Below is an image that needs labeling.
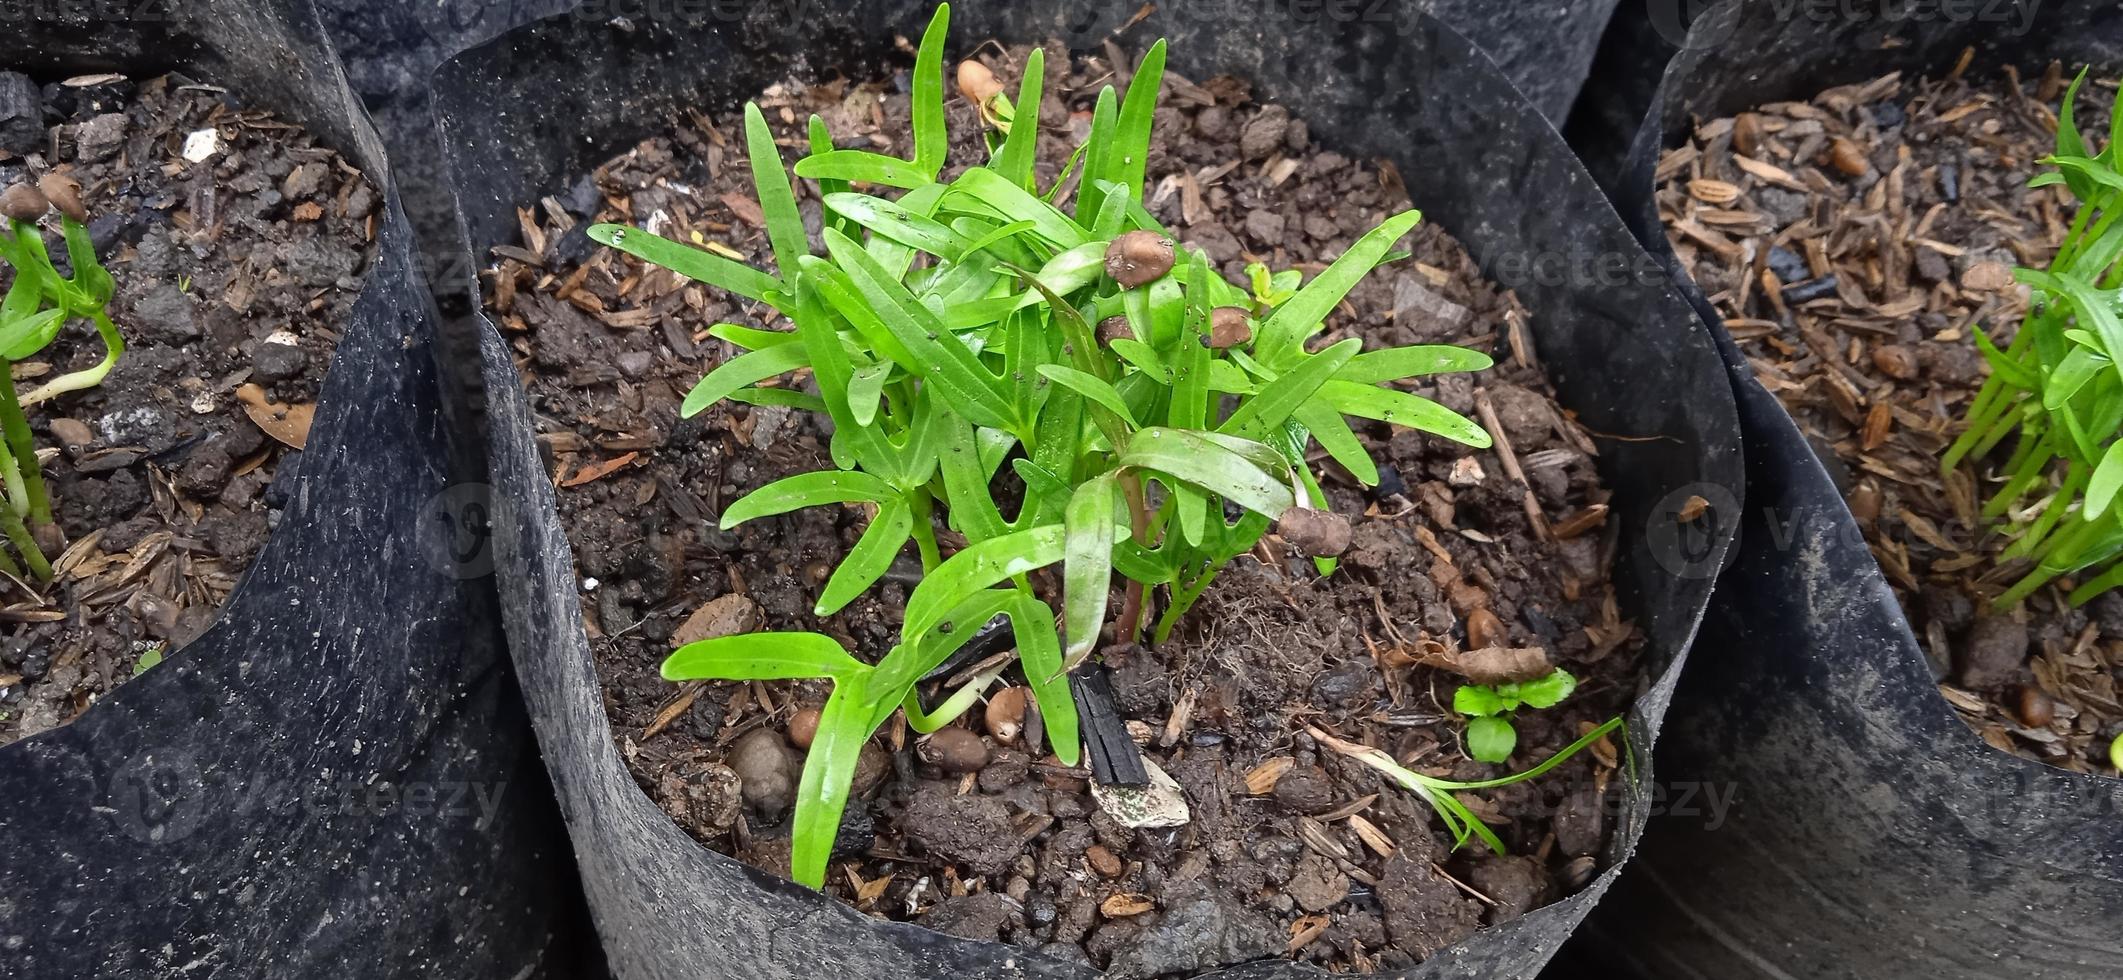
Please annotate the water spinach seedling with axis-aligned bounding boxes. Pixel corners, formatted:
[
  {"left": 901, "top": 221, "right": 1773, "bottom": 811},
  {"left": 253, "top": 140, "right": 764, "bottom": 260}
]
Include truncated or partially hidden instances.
[
  {"left": 1942, "top": 71, "right": 2123, "bottom": 607},
  {"left": 614, "top": 4, "right": 1608, "bottom": 887},
  {"left": 0, "top": 175, "right": 121, "bottom": 580}
]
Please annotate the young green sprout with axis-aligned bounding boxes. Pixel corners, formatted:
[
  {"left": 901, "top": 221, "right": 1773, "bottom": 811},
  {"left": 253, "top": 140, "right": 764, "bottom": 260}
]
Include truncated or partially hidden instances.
[
  {"left": 1453, "top": 668, "right": 1577, "bottom": 764},
  {"left": 1942, "top": 70, "right": 2123, "bottom": 607},
  {"left": 611, "top": 4, "right": 1599, "bottom": 888},
  {"left": 0, "top": 173, "right": 120, "bottom": 580}
]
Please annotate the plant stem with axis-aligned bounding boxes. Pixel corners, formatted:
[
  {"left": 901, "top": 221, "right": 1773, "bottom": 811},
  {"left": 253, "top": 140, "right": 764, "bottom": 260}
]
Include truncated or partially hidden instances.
[
  {"left": 1114, "top": 473, "right": 1151, "bottom": 644},
  {"left": 909, "top": 487, "right": 942, "bottom": 571},
  {"left": 1984, "top": 430, "right": 2057, "bottom": 520},
  {"left": 20, "top": 310, "right": 124, "bottom": 408},
  {"left": 0, "top": 367, "right": 50, "bottom": 528},
  {"left": 2003, "top": 464, "right": 2084, "bottom": 561}
]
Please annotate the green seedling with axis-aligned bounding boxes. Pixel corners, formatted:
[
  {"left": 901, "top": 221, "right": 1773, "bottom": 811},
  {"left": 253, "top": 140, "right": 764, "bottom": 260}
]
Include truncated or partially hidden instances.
[
  {"left": 1310, "top": 717, "right": 1624, "bottom": 854},
  {"left": 1452, "top": 668, "right": 1578, "bottom": 764},
  {"left": 1941, "top": 70, "right": 2123, "bottom": 607},
  {"left": 0, "top": 174, "right": 121, "bottom": 581},
  {"left": 606, "top": 4, "right": 1509, "bottom": 889},
  {"left": 1245, "top": 260, "right": 1301, "bottom": 309},
  {"left": 131, "top": 643, "right": 164, "bottom": 677},
  {"left": 2111, "top": 731, "right": 2123, "bottom": 771}
]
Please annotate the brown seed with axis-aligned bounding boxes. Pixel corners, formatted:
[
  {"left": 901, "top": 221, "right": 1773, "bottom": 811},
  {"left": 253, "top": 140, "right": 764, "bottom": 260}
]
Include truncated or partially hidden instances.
[
  {"left": 1085, "top": 844, "right": 1124, "bottom": 878},
  {"left": 36, "top": 173, "right": 85, "bottom": 222},
  {"left": 1731, "top": 112, "right": 1763, "bottom": 157},
  {"left": 1277, "top": 508, "right": 1352, "bottom": 558},
  {"left": 0, "top": 182, "right": 48, "bottom": 222},
  {"left": 1828, "top": 137, "right": 1869, "bottom": 177},
  {"left": 1847, "top": 482, "right": 1882, "bottom": 524},
  {"left": 2015, "top": 685, "right": 2055, "bottom": 728},
  {"left": 918, "top": 726, "right": 989, "bottom": 774},
  {"left": 1872, "top": 344, "right": 1919, "bottom": 380},
  {"left": 956, "top": 59, "right": 1003, "bottom": 106},
  {"left": 1104, "top": 230, "right": 1174, "bottom": 288},
  {"left": 1208, "top": 307, "right": 1254, "bottom": 349},
  {"left": 1464, "top": 607, "right": 1506, "bottom": 651},
  {"left": 985, "top": 687, "right": 1026, "bottom": 743},
  {"left": 787, "top": 706, "right": 821, "bottom": 749},
  {"left": 1098, "top": 315, "right": 1136, "bottom": 345}
]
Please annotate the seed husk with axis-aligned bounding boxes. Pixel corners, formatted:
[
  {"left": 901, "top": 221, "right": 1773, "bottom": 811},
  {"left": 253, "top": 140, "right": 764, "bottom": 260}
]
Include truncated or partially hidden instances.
[
  {"left": 1278, "top": 508, "right": 1351, "bottom": 558},
  {"left": 1209, "top": 307, "right": 1254, "bottom": 349},
  {"left": 36, "top": 173, "right": 85, "bottom": 222},
  {"left": 985, "top": 687, "right": 1026, "bottom": 743},
  {"left": 1098, "top": 315, "right": 1136, "bottom": 345},
  {"left": 0, "top": 182, "right": 48, "bottom": 222},
  {"left": 2015, "top": 685, "right": 2055, "bottom": 728},
  {"left": 918, "top": 726, "right": 989, "bottom": 774},
  {"left": 1464, "top": 607, "right": 1506, "bottom": 651},
  {"left": 956, "top": 59, "right": 1003, "bottom": 105},
  {"left": 787, "top": 706, "right": 821, "bottom": 749},
  {"left": 1828, "top": 137, "right": 1869, "bottom": 177},
  {"left": 1731, "top": 112, "right": 1763, "bottom": 156},
  {"left": 1104, "top": 230, "right": 1174, "bottom": 288}
]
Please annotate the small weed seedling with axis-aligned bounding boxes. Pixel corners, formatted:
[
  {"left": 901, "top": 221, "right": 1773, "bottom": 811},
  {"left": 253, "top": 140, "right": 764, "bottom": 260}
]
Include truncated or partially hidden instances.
[
  {"left": 1453, "top": 668, "right": 1577, "bottom": 764},
  {"left": 0, "top": 175, "right": 120, "bottom": 580},
  {"left": 1943, "top": 70, "right": 2123, "bottom": 607},
  {"left": 611, "top": 5, "right": 1604, "bottom": 887}
]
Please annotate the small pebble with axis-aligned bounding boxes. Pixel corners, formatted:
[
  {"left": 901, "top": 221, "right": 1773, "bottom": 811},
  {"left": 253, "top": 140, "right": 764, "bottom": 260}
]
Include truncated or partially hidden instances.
[{"left": 2015, "top": 685, "right": 2055, "bottom": 728}]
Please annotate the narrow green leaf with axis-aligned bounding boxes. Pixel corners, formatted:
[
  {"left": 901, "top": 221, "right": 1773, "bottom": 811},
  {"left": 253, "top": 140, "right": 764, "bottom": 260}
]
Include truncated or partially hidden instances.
[
  {"left": 1121, "top": 428, "right": 1295, "bottom": 518},
  {"left": 720, "top": 470, "right": 897, "bottom": 529},
  {"left": 1038, "top": 365, "right": 1138, "bottom": 428},
  {"left": 682, "top": 343, "right": 810, "bottom": 418},
  {"left": 795, "top": 149, "right": 931, "bottom": 189},
  {"left": 1010, "top": 594, "right": 1081, "bottom": 766},
  {"left": 1340, "top": 345, "right": 1495, "bottom": 384},
  {"left": 1221, "top": 338, "right": 1361, "bottom": 439},
  {"left": 588, "top": 224, "right": 783, "bottom": 307},
  {"left": 744, "top": 102, "right": 806, "bottom": 280},
  {"left": 661, "top": 632, "right": 870, "bottom": 682},
  {"left": 2089, "top": 441, "right": 2123, "bottom": 519},
  {"left": 824, "top": 228, "right": 1019, "bottom": 430},
  {"left": 1321, "top": 380, "right": 1493, "bottom": 448},
  {"left": 2022, "top": 268, "right": 2123, "bottom": 384},
  {"left": 1077, "top": 87, "right": 1118, "bottom": 222},
  {"left": 910, "top": 3, "right": 950, "bottom": 178},
  {"left": 817, "top": 500, "right": 913, "bottom": 615},
  {"left": 789, "top": 673, "right": 873, "bottom": 888},
  {"left": 991, "top": 48, "right": 1044, "bottom": 189},
  {"left": 1110, "top": 338, "right": 1168, "bottom": 379},
  {"left": 847, "top": 360, "right": 892, "bottom": 427},
  {"left": 952, "top": 168, "right": 1090, "bottom": 250},
  {"left": 903, "top": 524, "right": 1069, "bottom": 643},
  {"left": 1063, "top": 474, "right": 1118, "bottom": 669},
  {"left": 708, "top": 323, "right": 798, "bottom": 350},
  {"left": 1257, "top": 210, "right": 1423, "bottom": 364},
  {"left": 825, "top": 192, "right": 968, "bottom": 259},
  {"left": 1295, "top": 401, "right": 1379, "bottom": 486},
  {"left": 1103, "top": 40, "right": 1166, "bottom": 204},
  {"left": 726, "top": 386, "right": 828, "bottom": 413},
  {"left": 938, "top": 415, "right": 1010, "bottom": 541}
]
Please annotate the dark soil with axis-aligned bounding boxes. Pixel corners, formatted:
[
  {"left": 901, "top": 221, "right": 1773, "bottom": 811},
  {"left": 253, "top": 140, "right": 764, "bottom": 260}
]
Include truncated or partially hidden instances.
[
  {"left": 487, "top": 40, "right": 1639, "bottom": 974},
  {"left": 0, "top": 72, "right": 376, "bottom": 744},
  {"left": 1656, "top": 65, "right": 2122, "bottom": 772}
]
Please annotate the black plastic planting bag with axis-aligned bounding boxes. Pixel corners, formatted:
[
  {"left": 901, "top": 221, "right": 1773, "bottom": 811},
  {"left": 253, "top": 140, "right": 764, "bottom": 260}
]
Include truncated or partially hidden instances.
[
  {"left": 0, "top": 1, "right": 578, "bottom": 977},
  {"left": 432, "top": 1, "right": 1743, "bottom": 976},
  {"left": 1560, "top": 2, "right": 2123, "bottom": 978}
]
